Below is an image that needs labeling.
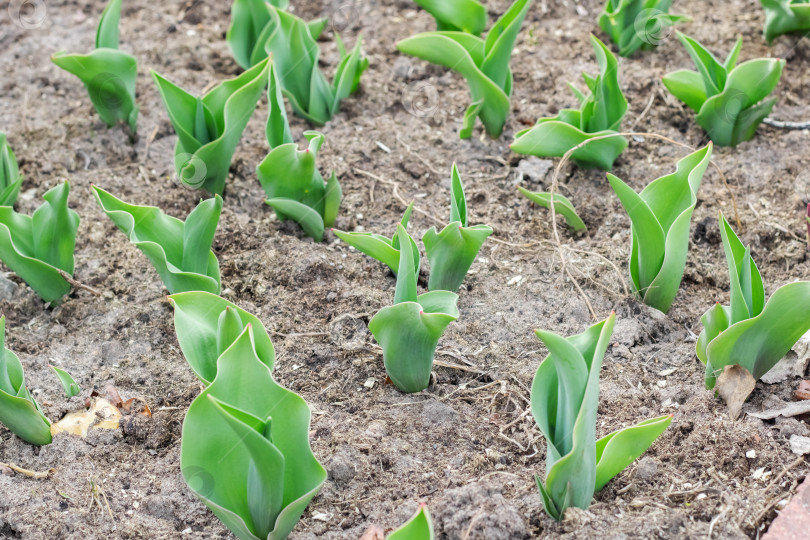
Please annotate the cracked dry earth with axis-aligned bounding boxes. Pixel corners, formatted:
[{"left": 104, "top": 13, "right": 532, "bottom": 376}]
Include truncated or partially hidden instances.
[{"left": 2, "top": 0, "right": 810, "bottom": 539}]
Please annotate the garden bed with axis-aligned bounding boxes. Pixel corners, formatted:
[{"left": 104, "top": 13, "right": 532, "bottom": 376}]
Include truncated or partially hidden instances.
[{"left": 1, "top": 0, "right": 810, "bottom": 538}]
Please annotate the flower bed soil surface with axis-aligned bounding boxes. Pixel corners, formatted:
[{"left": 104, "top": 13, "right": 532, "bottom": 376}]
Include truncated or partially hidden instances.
[{"left": 1, "top": 0, "right": 810, "bottom": 538}]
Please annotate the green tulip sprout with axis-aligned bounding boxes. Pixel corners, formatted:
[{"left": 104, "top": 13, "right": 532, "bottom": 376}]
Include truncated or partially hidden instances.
[
  {"left": 50, "top": 365, "right": 80, "bottom": 398},
  {"left": 663, "top": 34, "right": 784, "bottom": 147},
  {"left": 92, "top": 186, "right": 222, "bottom": 295},
  {"left": 761, "top": 1, "right": 810, "bottom": 42},
  {"left": 169, "top": 292, "right": 274, "bottom": 385},
  {"left": 388, "top": 504, "right": 435, "bottom": 539},
  {"left": 0, "top": 316, "right": 52, "bottom": 446},
  {"left": 257, "top": 62, "right": 341, "bottom": 242},
  {"left": 227, "top": 0, "right": 327, "bottom": 70},
  {"left": 369, "top": 225, "right": 459, "bottom": 393},
  {"left": 0, "top": 182, "right": 79, "bottom": 304},
  {"left": 598, "top": 0, "right": 689, "bottom": 57},
  {"left": 397, "top": 0, "right": 532, "bottom": 139},
  {"left": 169, "top": 292, "right": 325, "bottom": 540},
  {"left": 333, "top": 202, "right": 420, "bottom": 276},
  {"left": 517, "top": 186, "right": 586, "bottom": 231},
  {"left": 532, "top": 313, "right": 672, "bottom": 520},
  {"left": 238, "top": 4, "right": 366, "bottom": 125},
  {"left": 511, "top": 35, "right": 628, "bottom": 170},
  {"left": 152, "top": 58, "right": 269, "bottom": 195},
  {"left": 697, "top": 215, "right": 810, "bottom": 394},
  {"left": 51, "top": 0, "right": 138, "bottom": 134},
  {"left": 414, "top": 0, "right": 487, "bottom": 34},
  {"left": 423, "top": 164, "right": 492, "bottom": 292},
  {"left": 607, "top": 143, "right": 712, "bottom": 313},
  {"left": 0, "top": 133, "right": 22, "bottom": 206}
]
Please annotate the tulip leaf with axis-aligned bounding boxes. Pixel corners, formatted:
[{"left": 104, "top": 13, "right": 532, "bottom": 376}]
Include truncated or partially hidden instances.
[
  {"left": 51, "top": 0, "right": 138, "bottom": 134},
  {"left": 517, "top": 186, "right": 587, "bottom": 231},
  {"left": 608, "top": 143, "right": 712, "bottom": 313},
  {"left": 761, "top": 0, "right": 810, "bottom": 42},
  {"left": 387, "top": 505, "right": 435, "bottom": 539},
  {"left": 423, "top": 165, "right": 492, "bottom": 292},
  {"left": 0, "top": 182, "right": 78, "bottom": 304},
  {"left": 598, "top": 0, "right": 689, "bottom": 57},
  {"left": 663, "top": 33, "right": 785, "bottom": 146},
  {"left": 0, "top": 132, "right": 22, "bottom": 207},
  {"left": 0, "top": 316, "right": 52, "bottom": 446},
  {"left": 169, "top": 291, "right": 275, "bottom": 385},
  {"left": 180, "top": 324, "right": 325, "bottom": 540},
  {"left": 414, "top": 0, "right": 487, "bottom": 34},
  {"left": 532, "top": 313, "right": 669, "bottom": 520},
  {"left": 397, "top": 0, "right": 531, "bottom": 138},
  {"left": 152, "top": 58, "right": 269, "bottom": 195},
  {"left": 50, "top": 365, "right": 80, "bottom": 398},
  {"left": 511, "top": 35, "right": 628, "bottom": 170},
  {"left": 92, "top": 186, "right": 222, "bottom": 295}
]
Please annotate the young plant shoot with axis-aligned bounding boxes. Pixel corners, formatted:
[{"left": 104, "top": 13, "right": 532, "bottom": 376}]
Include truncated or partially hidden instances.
[
  {"left": 517, "top": 186, "right": 587, "bottom": 231},
  {"left": 598, "top": 0, "right": 689, "bottom": 57},
  {"left": 397, "top": 0, "right": 532, "bottom": 138},
  {"left": 608, "top": 144, "right": 713, "bottom": 313},
  {"left": 423, "top": 164, "right": 492, "bottom": 292},
  {"left": 0, "top": 316, "right": 52, "bottom": 446},
  {"left": 761, "top": 1, "right": 810, "bottom": 42},
  {"left": 169, "top": 292, "right": 326, "bottom": 540},
  {"left": 333, "top": 203, "right": 420, "bottom": 276},
  {"left": 227, "top": 0, "right": 328, "bottom": 69},
  {"left": 697, "top": 215, "right": 810, "bottom": 410},
  {"left": 0, "top": 133, "right": 22, "bottom": 207},
  {"left": 388, "top": 504, "right": 435, "bottom": 540},
  {"left": 663, "top": 34, "right": 784, "bottom": 147},
  {"left": 152, "top": 57, "right": 269, "bottom": 195},
  {"left": 257, "top": 62, "right": 341, "bottom": 242},
  {"left": 0, "top": 182, "right": 79, "bottom": 304},
  {"left": 369, "top": 225, "right": 459, "bottom": 393},
  {"left": 93, "top": 186, "right": 222, "bottom": 295},
  {"left": 233, "top": 3, "right": 366, "bottom": 125},
  {"left": 413, "top": 0, "right": 487, "bottom": 34},
  {"left": 51, "top": 0, "right": 138, "bottom": 134},
  {"left": 532, "top": 313, "right": 671, "bottom": 520},
  {"left": 50, "top": 365, "right": 80, "bottom": 398},
  {"left": 511, "top": 35, "right": 628, "bottom": 170},
  {"left": 169, "top": 291, "right": 275, "bottom": 385}
]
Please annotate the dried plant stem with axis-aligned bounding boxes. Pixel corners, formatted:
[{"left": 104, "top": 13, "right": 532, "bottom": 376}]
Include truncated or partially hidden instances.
[
  {"left": 763, "top": 117, "right": 810, "bottom": 130},
  {"left": 0, "top": 461, "right": 53, "bottom": 479}
]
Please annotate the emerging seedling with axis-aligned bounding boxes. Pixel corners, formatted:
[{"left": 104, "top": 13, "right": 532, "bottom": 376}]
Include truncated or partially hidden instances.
[
  {"left": 51, "top": 365, "right": 80, "bottom": 398},
  {"left": 169, "top": 292, "right": 274, "bottom": 384},
  {"left": 257, "top": 62, "right": 341, "bottom": 242},
  {"left": 0, "top": 316, "right": 52, "bottom": 446},
  {"left": 152, "top": 58, "right": 269, "bottom": 195},
  {"left": 388, "top": 504, "right": 434, "bottom": 539},
  {"left": 598, "top": 0, "right": 689, "bottom": 57},
  {"left": 761, "top": 1, "right": 810, "bottom": 42},
  {"left": 413, "top": 0, "right": 487, "bottom": 34},
  {"left": 663, "top": 34, "right": 784, "bottom": 147},
  {"left": 170, "top": 292, "right": 325, "bottom": 540},
  {"left": 0, "top": 133, "right": 22, "bottom": 206},
  {"left": 235, "top": 3, "right": 366, "bottom": 125},
  {"left": 0, "top": 182, "right": 79, "bottom": 304},
  {"left": 369, "top": 225, "right": 459, "bottom": 393},
  {"left": 511, "top": 35, "right": 628, "bottom": 170},
  {"left": 93, "top": 186, "right": 222, "bottom": 295},
  {"left": 532, "top": 313, "right": 671, "bottom": 520},
  {"left": 51, "top": 0, "right": 138, "bottom": 134},
  {"left": 423, "top": 164, "right": 492, "bottom": 292},
  {"left": 227, "top": 0, "right": 327, "bottom": 69},
  {"left": 517, "top": 186, "right": 586, "bottom": 231},
  {"left": 333, "top": 202, "right": 420, "bottom": 276},
  {"left": 608, "top": 144, "right": 713, "bottom": 313},
  {"left": 397, "top": 0, "right": 532, "bottom": 138},
  {"left": 697, "top": 215, "right": 810, "bottom": 406}
]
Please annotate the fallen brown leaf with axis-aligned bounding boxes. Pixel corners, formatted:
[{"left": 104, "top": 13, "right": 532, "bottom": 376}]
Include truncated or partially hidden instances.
[
  {"left": 716, "top": 365, "right": 756, "bottom": 420},
  {"left": 795, "top": 380, "right": 810, "bottom": 401}
]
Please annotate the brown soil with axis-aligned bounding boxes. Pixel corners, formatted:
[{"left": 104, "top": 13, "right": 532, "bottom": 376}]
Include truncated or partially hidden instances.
[{"left": 1, "top": 0, "right": 810, "bottom": 538}]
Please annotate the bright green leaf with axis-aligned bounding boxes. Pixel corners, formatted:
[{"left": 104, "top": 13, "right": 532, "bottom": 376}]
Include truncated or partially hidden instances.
[
  {"left": 0, "top": 132, "right": 22, "bottom": 207},
  {"left": 517, "top": 186, "right": 586, "bottom": 231},
  {"left": 387, "top": 504, "right": 435, "bottom": 539},
  {"left": 50, "top": 365, "right": 80, "bottom": 398},
  {"left": 761, "top": 0, "right": 810, "bottom": 42}
]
